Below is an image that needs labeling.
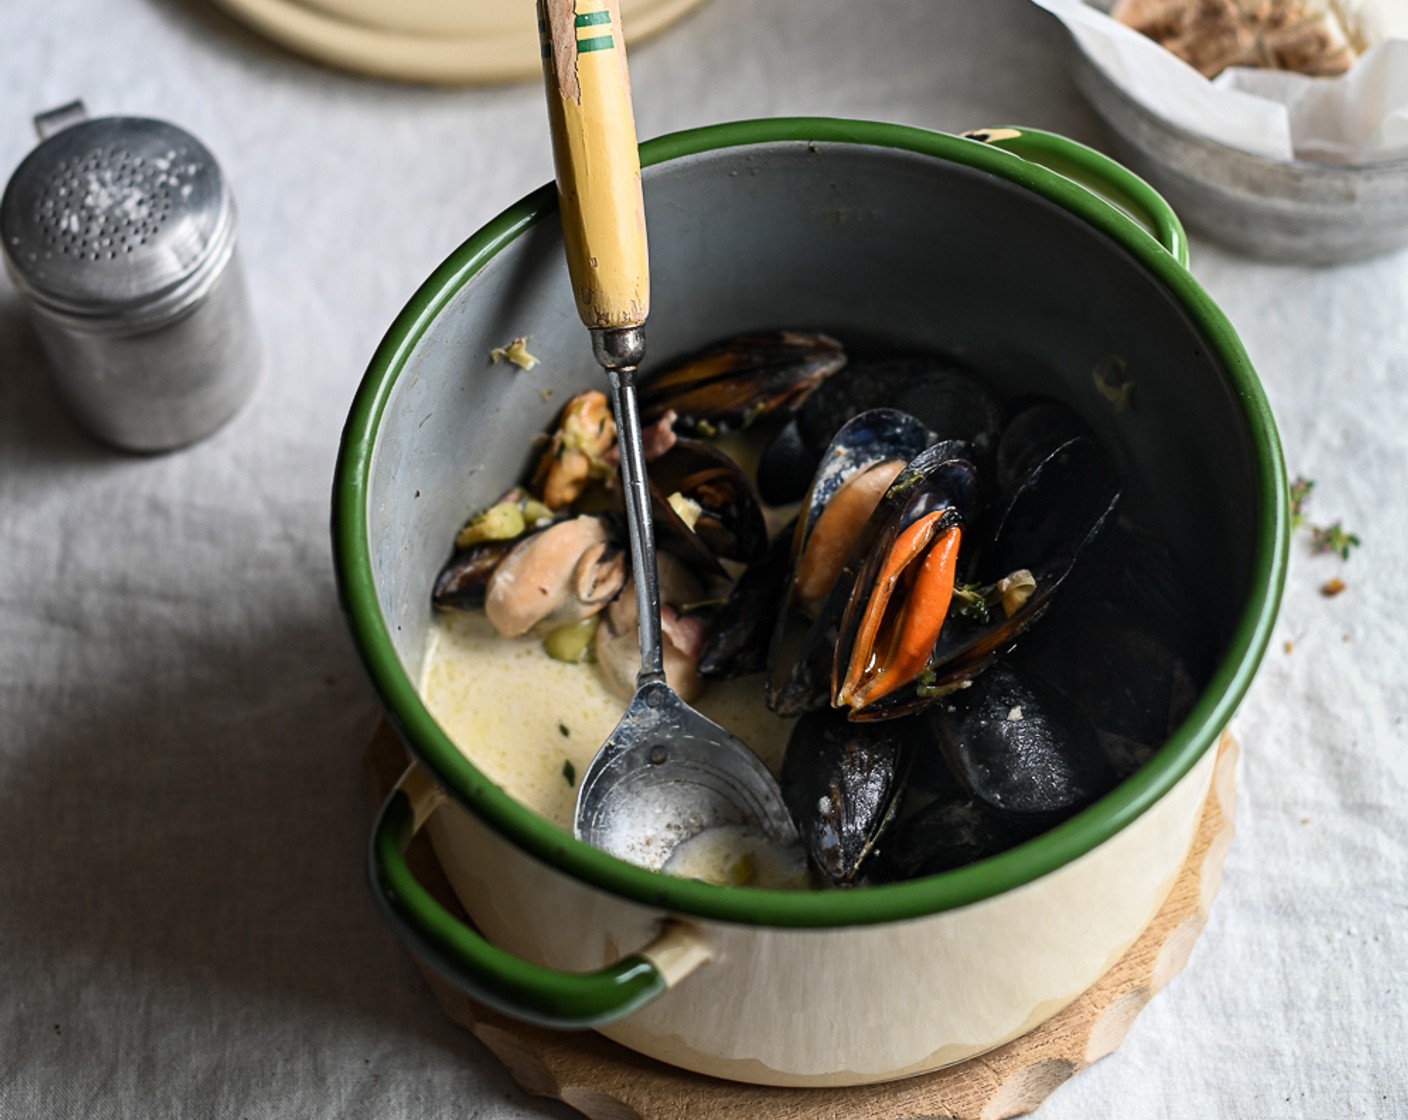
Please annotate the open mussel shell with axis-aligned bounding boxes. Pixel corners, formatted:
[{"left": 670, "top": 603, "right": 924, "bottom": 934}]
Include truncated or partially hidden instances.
[
  {"left": 647, "top": 438, "right": 769, "bottom": 574},
  {"left": 638, "top": 330, "right": 846, "bottom": 437},
  {"left": 757, "top": 359, "right": 1003, "bottom": 508},
  {"left": 1007, "top": 514, "right": 1215, "bottom": 775},
  {"left": 764, "top": 409, "right": 937, "bottom": 716},
  {"left": 927, "top": 662, "right": 1117, "bottom": 821},
  {"left": 779, "top": 707, "right": 917, "bottom": 886},
  {"left": 432, "top": 538, "right": 521, "bottom": 611},
  {"left": 848, "top": 434, "right": 1123, "bottom": 722},
  {"left": 830, "top": 447, "right": 982, "bottom": 716},
  {"left": 697, "top": 519, "right": 796, "bottom": 680},
  {"left": 432, "top": 497, "right": 566, "bottom": 611},
  {"left": 994, "top": 397, "right": 1092, "bottom": 494},
  {"left": 802, "top": 356, "right": 1000, "bottom": 455},
  {"left": 754, "top": 418, "right": 814, "bottom": 507}
]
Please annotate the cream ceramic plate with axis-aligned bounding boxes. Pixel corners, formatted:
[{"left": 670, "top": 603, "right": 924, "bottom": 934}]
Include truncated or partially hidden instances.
[{"left": 212, "top": 0, "right": 711, "bottom": 84}]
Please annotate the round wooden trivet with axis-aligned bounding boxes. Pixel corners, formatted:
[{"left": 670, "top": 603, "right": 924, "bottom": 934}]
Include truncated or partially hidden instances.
[{"left": 365, "top": 726, "right": 1238, "bottom": 1120}]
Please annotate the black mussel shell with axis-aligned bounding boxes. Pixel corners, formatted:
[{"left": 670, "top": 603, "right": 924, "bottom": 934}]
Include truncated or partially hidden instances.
[
  {"left": 764, "top": 410, "right": 936, "bottom": 716},
  {"left": 780, "top": 707, "right": 916, "bottom": 885},
  {"left": 432, "top": 538, "right": 519, "bottom": 611},
  {"left": 979, "top": 435, "right": 1121, "bottom": 581},
  {"left": 639, "top": 330, "right": 846, "bottom": 436},
  {"left": 869, "top": 787, "right": 1042, "bottom": 882},
  {"left": 795, "top": 359, "right": 1005, "bottom": 469},
  {"left": 928, "top": 662, "right": 1116, "bottom": 821},
  {"left": 843, "top": 433, "right": 1123, "bottom": 721},
  {"left": 647, "top": 439, "right": 769, "bottom": 574},
  {"left": 698, "top": 520, "right": 796, "bottom": 680},
  {"left": 995, "top": 398, "right": 1092, "bottom": 494},
  {"left": 755, "top": 418, "right": 814, "bottom": 507},
  {"left": 1009, "top": 515, "right": 1214, "bottom": 774}
]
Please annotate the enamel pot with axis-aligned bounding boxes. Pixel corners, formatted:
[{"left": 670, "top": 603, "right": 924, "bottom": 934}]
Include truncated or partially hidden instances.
[{"left": 333, "top": 119, "right": 1287, "bottom": 1088}]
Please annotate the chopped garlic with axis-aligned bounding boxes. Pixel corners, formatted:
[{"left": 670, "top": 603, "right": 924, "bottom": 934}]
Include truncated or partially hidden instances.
[
  {"left": 668, "top": 491, "right": 704, "bottom": 531},
  {"left": 490, "top": 336, "right": 539, "bottom": 371},
  {"left": 998, "top": 569, "right": 1037, "bottom": 618}
]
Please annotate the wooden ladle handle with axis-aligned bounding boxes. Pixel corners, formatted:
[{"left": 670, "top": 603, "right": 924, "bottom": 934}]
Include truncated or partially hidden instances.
[{"left": 538, "top": 0, "right": 650, "bottom": 331}]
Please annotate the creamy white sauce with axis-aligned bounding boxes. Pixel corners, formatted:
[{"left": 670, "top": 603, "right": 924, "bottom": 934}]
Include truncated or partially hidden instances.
[
  {"left": 663, "top": 824, "right": 811, "bottom": 889},
  {"left": 421, "top": 613, "right": 799, "bottom": 861}
]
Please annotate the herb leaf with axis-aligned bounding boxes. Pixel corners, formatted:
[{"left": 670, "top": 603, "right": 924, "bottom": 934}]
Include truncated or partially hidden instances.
[
  {"left": 1289, "top": 476, "right": 1314, "bottom": 531},
  {"left": 1309, "top": 521, "right": 1361, "bottom": 561}
]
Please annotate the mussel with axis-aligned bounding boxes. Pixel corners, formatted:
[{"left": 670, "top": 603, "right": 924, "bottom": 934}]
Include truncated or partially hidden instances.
[
  {"left": 779, "top": 708, "right": 916, "bottom": 886},
  {"left": 697, "top": 520, "right": 796, "bottom": 681},
  {"left": 1007, "top": 514, "right": 1215, "bottom": 775},
  {"left": 482, "top": 515, "right": 627, "bottom": 638},
  {"left": 431, "top": 329, "right": 1213, "bottom": 893},
  {"left": 639, "top": 330, "right": 847, "bottom": 437},
  {"left": 764, "top": 409, "right": 937, "bottom": 717},
  {"left": 842, "top": 434, "right": 1122, "bottom": 722},
  {"left": 432, "top": 489, "right": 560, "bottom": 612},
  {"left": 830, "top": 447, "right": 981, "bottom": 714},
  {"left": 927, "top": 661, "right": 1116, "bottom": 820},
  {"left": 648, "top": 438, "right": 770, "bottom": 573},
  {"left": 594, "top": 552, "right": 708, "bottom": 702},
  {"left": 530, "top": 391, "right": 618, "bottom": 510},
  {"left": 868, "top": 787, "right": 1040, "bottom": 882},
  {"left": 759, "top": 358, "right": 1005, "bottom": 506}
]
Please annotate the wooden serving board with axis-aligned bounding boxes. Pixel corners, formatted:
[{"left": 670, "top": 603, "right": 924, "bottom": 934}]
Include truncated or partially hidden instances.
[{"left": 366, "top": 726, "right": 1238, "bottom": 1120}]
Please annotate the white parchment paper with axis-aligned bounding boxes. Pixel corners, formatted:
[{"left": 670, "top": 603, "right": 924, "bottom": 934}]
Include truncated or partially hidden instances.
[{"left": 1033, "top": 0, "right": 1408, "bottom": 162}]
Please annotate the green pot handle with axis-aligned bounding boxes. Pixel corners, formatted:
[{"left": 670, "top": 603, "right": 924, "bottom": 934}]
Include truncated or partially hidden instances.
[
  {"left": 962, "top": 126, "right": 1189, "bottom": 268},
  {"left": 369, "top": 760, "right": 711, "bottom": 1029}
]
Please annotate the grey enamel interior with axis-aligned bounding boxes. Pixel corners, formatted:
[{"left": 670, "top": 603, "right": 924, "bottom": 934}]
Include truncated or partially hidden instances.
[{"left": 366, "top": 140, "right": 1259, "bottom": 696}]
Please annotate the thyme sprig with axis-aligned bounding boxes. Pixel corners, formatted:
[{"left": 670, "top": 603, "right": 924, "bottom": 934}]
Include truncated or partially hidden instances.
[{"left": 1289, "top": 475, "right": 1360, "bottom": 561}]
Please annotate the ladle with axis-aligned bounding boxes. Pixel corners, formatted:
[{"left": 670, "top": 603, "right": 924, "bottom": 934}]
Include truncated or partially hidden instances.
[{"left": 537, "top": 0, "right": 797, "bottom": 871}]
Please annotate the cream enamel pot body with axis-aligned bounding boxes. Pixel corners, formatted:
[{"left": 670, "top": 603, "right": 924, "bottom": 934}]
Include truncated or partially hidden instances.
[{"left": 335, "top": 120, "right": 1287, "bottom": 1087}]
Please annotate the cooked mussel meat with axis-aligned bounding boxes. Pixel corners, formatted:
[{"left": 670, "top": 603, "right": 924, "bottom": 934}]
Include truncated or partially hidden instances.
[
  {"left": 433, "top": 489, "right": 559, "bottom": 611},
  {"left": 831, "top": 447, "right": 981, "bottom": 715},
  {"left": 531, "top": 390, "right": 618, "bottom": 510},
  {"left": 483, "top": 514, "right": 627, "bottom": 638},
  {"left": 433, "top": 538, "right": 521, "bottom": 612},
  {"left": 594, "top": 552, "right": 709, "bottom": 702}
]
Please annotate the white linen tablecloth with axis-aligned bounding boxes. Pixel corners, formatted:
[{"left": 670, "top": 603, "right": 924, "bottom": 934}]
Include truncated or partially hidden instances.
[{"left": 1, "top": 1, "right": 1404, "bottom": 1116}]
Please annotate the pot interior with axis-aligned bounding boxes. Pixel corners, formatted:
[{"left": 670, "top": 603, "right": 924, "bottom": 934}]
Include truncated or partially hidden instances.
[{"left": 343, "top": 121, "right": 1282, "bottom": 923}]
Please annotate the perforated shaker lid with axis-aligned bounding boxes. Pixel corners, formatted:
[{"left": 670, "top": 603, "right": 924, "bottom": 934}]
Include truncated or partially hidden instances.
[{"left": 1, "top": 111, "right": 235, "bottom": 322}]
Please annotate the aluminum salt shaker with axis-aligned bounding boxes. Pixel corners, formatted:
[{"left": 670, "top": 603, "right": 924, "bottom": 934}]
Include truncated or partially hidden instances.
[{"left": 1, "top": 101, "right": 260, "bottom": 451}]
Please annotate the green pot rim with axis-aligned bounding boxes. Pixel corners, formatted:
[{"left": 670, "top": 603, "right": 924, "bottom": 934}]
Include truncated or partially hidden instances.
[{"left": 333, "top": 116, "right": 1288, "bottom": 929}]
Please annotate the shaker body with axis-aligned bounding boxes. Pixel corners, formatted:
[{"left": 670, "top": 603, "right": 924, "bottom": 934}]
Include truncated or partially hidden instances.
[
  {"left": 25, "top": 249, "right": 261, "bottom": 452},
  {"left": 1, "top": 106, "right": 260, "bottom": 451}
]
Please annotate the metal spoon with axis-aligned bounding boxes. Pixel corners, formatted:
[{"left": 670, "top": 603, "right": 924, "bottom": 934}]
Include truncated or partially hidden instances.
[{"left": 537, "top": 0, "right": 796, "bottom": 871}]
